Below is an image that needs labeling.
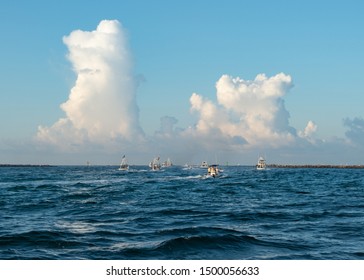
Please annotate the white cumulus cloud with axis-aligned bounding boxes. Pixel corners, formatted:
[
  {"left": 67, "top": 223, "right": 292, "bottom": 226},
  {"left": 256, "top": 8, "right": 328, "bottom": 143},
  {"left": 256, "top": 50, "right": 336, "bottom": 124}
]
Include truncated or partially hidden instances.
[
  {"left": 189, "top": 73, "right": 297, "bottom": 148},
  {"left": 298, "top": 120, "right": 318, "bottom": 144},
  {"left": 34, "top": 20, "right": 340, "bottom": 165},
  {"left": 37, "top": 20, "right": 144, "bottom": 150}
]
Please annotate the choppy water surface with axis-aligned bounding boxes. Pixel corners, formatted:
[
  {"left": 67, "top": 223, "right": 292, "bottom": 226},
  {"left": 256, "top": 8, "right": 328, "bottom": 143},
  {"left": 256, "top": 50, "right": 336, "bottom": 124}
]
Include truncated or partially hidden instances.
[{"left": 1, "top": 165, "right": 363, "bottom": 259}]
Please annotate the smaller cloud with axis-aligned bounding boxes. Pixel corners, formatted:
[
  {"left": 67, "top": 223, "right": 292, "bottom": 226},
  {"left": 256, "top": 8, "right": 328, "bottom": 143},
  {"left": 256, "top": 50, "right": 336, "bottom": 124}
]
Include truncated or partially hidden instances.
[
  {"left": 298, "top": 120, "right": 318, "bottom": 144},
  {"left": 343, "top": 117, "right": 364, "bottom": 146}
]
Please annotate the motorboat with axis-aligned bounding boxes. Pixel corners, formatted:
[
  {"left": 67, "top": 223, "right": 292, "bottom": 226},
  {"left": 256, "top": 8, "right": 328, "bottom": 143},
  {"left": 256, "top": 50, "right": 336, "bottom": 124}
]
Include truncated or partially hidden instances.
[
  {"left": 162, "top": 158, "right": 173, "bottom": 167},
  {"left": 200, "top": 161, "right": 208, "bottom": 168},
  {"left": 207, "top": 164, "right": 219, "bottom": 177},
  {"left": 256, "top": 156, "right": 266, "bottom": 170}
]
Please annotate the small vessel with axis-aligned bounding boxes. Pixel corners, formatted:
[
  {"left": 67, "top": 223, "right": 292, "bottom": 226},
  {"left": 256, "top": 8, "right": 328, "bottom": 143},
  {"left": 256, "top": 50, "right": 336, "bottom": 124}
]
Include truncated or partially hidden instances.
[
  {"left": 183, "top": 163, "right": 192, "bottom": 170},
  {"left": 118, "top": 155, "right": 129, "bottom": 171},
  {"left": 207, "top": 164, "right": 219, "bottom": 177},
  {"left": 200, "top": 161, "right": 208, "bottom": 168},
  {"left": 150, "top": 156, "right": 161, "bottom": 171},
  {"left": 256, "top": 156, "right": 266, "bottom": 170},
  {"left": 162, "top": 158, "right": 173, "bottom": 167}
]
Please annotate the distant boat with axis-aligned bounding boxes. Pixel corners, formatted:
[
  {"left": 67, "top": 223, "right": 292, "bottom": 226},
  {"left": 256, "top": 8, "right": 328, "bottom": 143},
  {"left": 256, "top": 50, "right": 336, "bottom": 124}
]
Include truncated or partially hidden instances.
[
  {"left": 207, "top": 164, "right": 219, "bottom": 178},
  {"left": 200, "top": 161, "right": 208, "bottom": 168},
  {"left": 162, "top": 158, "right": 173, "bottom": 167},
  {"left": 118, "top": 155, "right": 129, "bottom": 171},
  {"left": 183, "top": 163, "right": 192, "bottom": 170},
  {"left": 256, "top": 156, "right": 266, "bottom": 170},
  {"left": 150, "top": 156, "right": 161, "bottom": 171}
]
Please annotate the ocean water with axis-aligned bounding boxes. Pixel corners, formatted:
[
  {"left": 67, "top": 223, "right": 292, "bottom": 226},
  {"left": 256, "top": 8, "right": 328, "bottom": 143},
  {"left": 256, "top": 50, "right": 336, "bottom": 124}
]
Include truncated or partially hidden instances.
[{"left": 0, "top": 165, "right": 363, "bottom": 260}]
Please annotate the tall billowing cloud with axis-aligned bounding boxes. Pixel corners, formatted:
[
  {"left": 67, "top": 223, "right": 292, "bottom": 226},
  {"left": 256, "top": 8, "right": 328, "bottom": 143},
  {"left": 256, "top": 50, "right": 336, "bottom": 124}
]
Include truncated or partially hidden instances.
[
  {"left": 37, "top": 20, "right": 143, "bottom": 150},
  {"left": 189, "top": 73, "right": 300, "bottom": 148}
]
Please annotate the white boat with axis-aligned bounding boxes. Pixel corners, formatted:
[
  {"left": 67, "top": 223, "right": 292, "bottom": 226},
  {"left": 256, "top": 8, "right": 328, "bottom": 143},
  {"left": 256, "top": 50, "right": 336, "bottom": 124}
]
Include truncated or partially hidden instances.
[
  {"left": 207, "top": 164, "right": 219, "bottom": 177},
  {"left": 183, "top": 163, "right": 192, "bottom": 170},
  {"left": 162, "top": 158, "right": 173, "bottom": 167},
  {"left": 150, "top": 156, "right": 161, "bottom": 171},
  {"left": 256, "top": 156, "right": 266, "bottom": 170},
  {"left": 118, "top": 155, "right": 129, "bottom": 171},
  {"left": 200, "top": 161, "right": 208, "bottom": 168}
]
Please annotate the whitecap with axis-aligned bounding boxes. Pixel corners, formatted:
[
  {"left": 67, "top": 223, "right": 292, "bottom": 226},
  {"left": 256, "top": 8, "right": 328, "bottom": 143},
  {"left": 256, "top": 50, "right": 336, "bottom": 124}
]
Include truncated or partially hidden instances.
[{"left": 55, "top": 221, "right": 97, "bottom": 234}]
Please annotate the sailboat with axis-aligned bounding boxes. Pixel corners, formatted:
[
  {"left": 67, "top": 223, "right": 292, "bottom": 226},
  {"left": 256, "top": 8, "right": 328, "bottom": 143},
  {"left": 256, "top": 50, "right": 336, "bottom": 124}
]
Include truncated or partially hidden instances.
[
  {"left": 118, "top": 155, "right": 129, "bottom": 171},
  {"left": 149, "top": 156, "right": 161, "bottom": 171},
  {"left": 256, "top": 156, "right": 266, "bottom": 170}
]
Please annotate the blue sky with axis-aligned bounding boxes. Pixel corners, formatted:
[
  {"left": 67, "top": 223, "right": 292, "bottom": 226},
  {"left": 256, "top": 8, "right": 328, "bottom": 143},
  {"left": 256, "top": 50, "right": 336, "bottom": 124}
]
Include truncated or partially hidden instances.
[{"left": 1, "top": 0, "right": 364, "bottom": 165}]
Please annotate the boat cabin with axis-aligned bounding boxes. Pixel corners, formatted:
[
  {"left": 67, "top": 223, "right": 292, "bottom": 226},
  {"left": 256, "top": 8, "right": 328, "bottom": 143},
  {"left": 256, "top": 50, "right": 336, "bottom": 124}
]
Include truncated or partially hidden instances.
[{"left": 207, "top": 164, "right": 219, "bottom": 177}]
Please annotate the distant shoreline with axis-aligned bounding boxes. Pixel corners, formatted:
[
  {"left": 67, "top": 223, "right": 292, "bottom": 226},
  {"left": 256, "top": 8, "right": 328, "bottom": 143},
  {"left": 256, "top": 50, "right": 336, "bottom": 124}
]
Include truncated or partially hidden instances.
[
  {"left": 0, "top": 164, "right": 53, "bottom": 167},
  {"left": 1, "top": 163, "right": 363, "bottom": 169},
  {"left": 267, "top": 164, "right": 364, "bottom": 169}
]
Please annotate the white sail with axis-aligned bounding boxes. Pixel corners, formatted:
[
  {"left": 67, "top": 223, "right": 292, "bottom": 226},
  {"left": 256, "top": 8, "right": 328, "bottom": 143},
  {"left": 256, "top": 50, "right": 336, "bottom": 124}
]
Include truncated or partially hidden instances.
[{"left": 118, "top": 155, "right": 129, "bottom": 170}]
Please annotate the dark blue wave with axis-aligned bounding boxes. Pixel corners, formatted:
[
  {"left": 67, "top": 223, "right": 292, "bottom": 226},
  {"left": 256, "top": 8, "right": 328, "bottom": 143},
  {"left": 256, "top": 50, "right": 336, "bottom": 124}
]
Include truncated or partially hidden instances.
[{"left": 1, "top": 166, "right": 364, "bottom": 259}]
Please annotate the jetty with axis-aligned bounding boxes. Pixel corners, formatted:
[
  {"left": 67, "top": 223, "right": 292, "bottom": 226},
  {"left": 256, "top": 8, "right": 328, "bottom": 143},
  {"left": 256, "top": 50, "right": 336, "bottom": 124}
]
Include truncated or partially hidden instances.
[
  {"left": 267, "top": 164, "right": 364, "bottom": 169},
  {"left": 0, "top": 164, "right": 52, "bottom": 168}
]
